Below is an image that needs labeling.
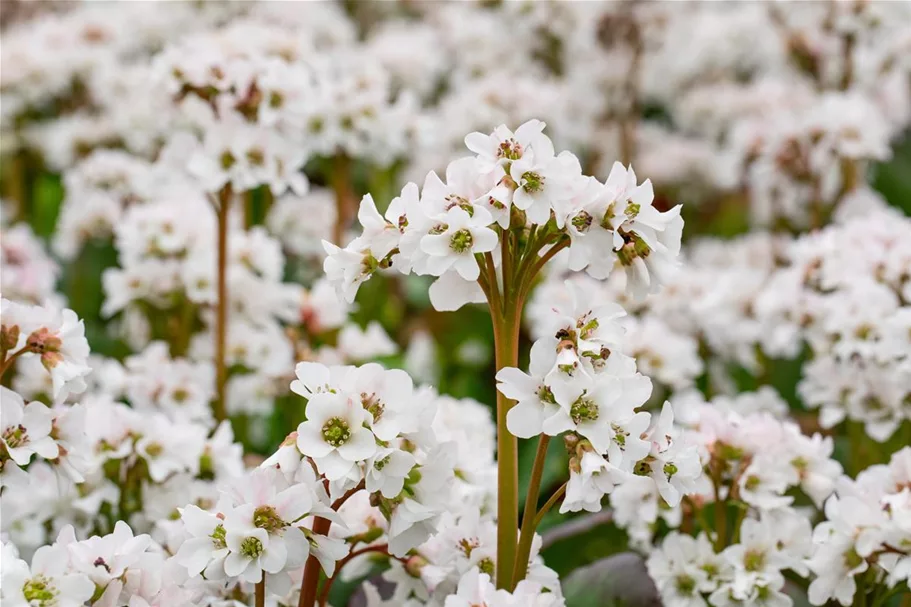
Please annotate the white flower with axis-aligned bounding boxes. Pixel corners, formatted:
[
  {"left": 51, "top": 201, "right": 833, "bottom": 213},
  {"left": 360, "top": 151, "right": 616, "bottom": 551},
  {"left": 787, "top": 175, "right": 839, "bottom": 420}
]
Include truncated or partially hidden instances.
[
  {"left": 648, "top": 532, "right": 721, "bottom": 607},
  {"left": 0, "top": 387, "right": 58, "bottom": 467},
  {"left": 499, "top": 340, "right": 560, "bottom": 439},
  {"left": 419, "top": 206, "right": 497, "bottom": 282},
  {"left": 174, "top": 505, "right": 230, "bottom": 579},
  {"left": 1, "top": 544, "right": 94, "bottom": 607},
  {"left": 561, "top": 450, "right": 625, "bottom": 513},
  {"left": 4, "top": 302, "right": 92, "bottom": 401},
  {"left": 296, "top": 391, "right": 377, "bottom": 481},
  {"left": 509, "top": 133, "right": 583, "bottom": 227},
  {"left": 62, "top": 521, "right": 155, "bottom": 607},
  {"left": 464, "top": 119, "right": 545, "bottom": 176},
  {"left": 638, "top": 402, "right": 702, "bottom": 507},
  {"left": 223, "top": 521, "right": 285, "bottom": 583},
  {"left": 367, "top": 447, "right": 416, "bottom": 499},
  {"left": 547, "top": 372, "right": 653, "bottom": 459},
  {"left": 443, "top": 568, "right": 510, "bottom": 607}
]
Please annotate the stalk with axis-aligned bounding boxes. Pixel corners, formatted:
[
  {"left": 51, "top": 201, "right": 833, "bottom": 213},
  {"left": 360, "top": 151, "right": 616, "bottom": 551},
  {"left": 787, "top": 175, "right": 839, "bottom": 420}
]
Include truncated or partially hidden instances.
[
  {"left": 331, "top": 153, "right": 356, "bottom": 245},
  {"left": 298, "top": 516, "right": 331, "bottom": 607},
  {"left": 255, "top": 580, "right": 265, "bottom": 607},
  {"left": 512, "top": 435, "right": 550, "bottom": 586},
  {"left": 485, "top": 245, "right": 522, "bottom": 590},
  {"left": 213, "top": 185, "right": 231, "bottom": 422}
]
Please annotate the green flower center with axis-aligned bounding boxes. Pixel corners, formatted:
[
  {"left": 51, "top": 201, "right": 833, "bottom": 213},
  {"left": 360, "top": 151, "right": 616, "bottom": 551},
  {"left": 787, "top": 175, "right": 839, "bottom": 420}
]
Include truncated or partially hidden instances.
[
  {"left": 145, "top": 442, "right": 163, "bottom": 457},
  {"left": 322, "top": 417, "right": 351, "bottom": 447},
  {"left": 220, "top": 151, "right": 236, "bottom": 170},
  {"left": 844, "top": 548, "right": 864, "bottom": 570},
  {"left": 23, "top": 576, "right": 57, "bottom": 605},
  {"left": 361, "top": 252, "right": 379, "bottom": 276},
  {"left": 570, "top": 396, "right": 599, "bottom": 424},
  {"left": 624, "top": 203, "right": 641, "bottom": 220},
  {"left": 744, "top": 549, "right": 766, "bottom": 572},
  {"left": 362, "top": 393, "right": 385, "bottom": 423},
  {"left": 253, "top": 505, "right": 286, "bottom": 533},
  {"left": 478, "top": 557, "right": 495, "bottom": 577},
  {"left": 572, "top": 211, "right": 593, "bottom": 232},
  {"left": 3, "top": 425, "right": 28, "bottom": 449},
  {"left": 617, "top": 232, "right": 651, "bottom": 266},
  {"left": 241, "top": 536, "right": 264, "bottom": 558},
  {"left": 246, "top": 148, "right": 265, "bottom": 166},
  {"left": 578, "top": 317, "right": 599, "bottom": 340},
  {"left": 374, "top": 455, "right": 391, "bottom": 471},
  {"left": 612, "top": 424, "right": 628, "bottom": 448},
  {"left": 210, "top": 524, "right": 227, "bottom": 549},
  {"left": 536, "top": 385, "right": 556, "bottom": 405},
  {"left": 675, "top": 574, "right": 696, "bottom": 595},
  {"left": 521, "top": 171, "right": 544, "bottom": 193},
  {"left": 449, "top": 229, "right": 473, "bottom": 253},
  {"left": 458, "top": 537, "right": 480, "bottom": 557},
  {"left": 445, "top": 195, "right": 474, "bottom": 216},
  {"left": 497, "top": 139, "right": 522, "bottom": 160},
  {"left": 664, "top": 463, "right": 678, "bottom": 479},
  {"left": 634, "top": 459, "right": 652, "bottom": 476}
]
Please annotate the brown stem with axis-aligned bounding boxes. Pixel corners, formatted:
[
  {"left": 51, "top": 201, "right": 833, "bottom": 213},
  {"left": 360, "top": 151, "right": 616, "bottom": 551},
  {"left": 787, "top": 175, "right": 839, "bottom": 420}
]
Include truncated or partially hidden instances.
[
  {"left": 298, "top": 481, "right": 364, "bottom": 607},
  {"left": 213, "top": 185, "right": 232, "bottom": 422},
  {"left": 331, "top": 480, "right": 365, "bottom": 510},
  {"left": 533, "top": 482, "right": 567, "bottom": 528},
  {"left": 317, "top": 544, "right": 398, "bottom": 607},
  {"left": 298, "top": 516, "right": 331, "bottom": 607},
  {"left": 0, "top": 348, "right": 30, "bottom": 383},
  {"left": 331, "top": 153, "right": 356, "bottom": 245},
  {"left": 255, "top": 580, "right": 265, "bottom": 607}
]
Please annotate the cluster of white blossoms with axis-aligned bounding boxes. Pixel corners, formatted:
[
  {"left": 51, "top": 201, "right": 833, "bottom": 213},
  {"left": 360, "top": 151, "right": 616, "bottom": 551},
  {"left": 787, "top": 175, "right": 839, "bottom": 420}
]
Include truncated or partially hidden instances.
[
  {"left": 324, "top": 119, "right": 684, "bottom": 310},
  {"left": 2, "top": 2, "right": 911, "bottom": 606},
  {"left": 806, "top": 447, "right": 911, "bottom": 606},
  {"left": 643, "top": 390, "right": 845, "bottom": 606},
  {"left": 499, "top": 280, "right": 701, "bottom": 512},
  {"left": 0, "top": 212, "right": 60, "bottom": 305}
]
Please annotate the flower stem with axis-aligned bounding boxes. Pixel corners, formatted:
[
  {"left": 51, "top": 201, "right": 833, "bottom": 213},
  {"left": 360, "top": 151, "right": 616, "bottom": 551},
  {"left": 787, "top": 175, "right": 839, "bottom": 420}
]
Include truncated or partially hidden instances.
[
  {"left": 492, "top": 298, "right": 521, "bottom": 590},
  {"left": 331, "top": 153, "right": 356, "bottom": 245},
  {"left": 0, "top": 347, "right": 29, "bottom": 382},
  {"left": 299, "top": 479, "right": 363, "bottom": 607},
  {"left": 317, "top": 544, "right": 398, "bottom": 607},
  {"left": 533, "top": 482, "right": 567, "bottom": 528},
  {"left": 512, "top": 435, "right": 550, "bottom": 587},
  {"left": 255, "top": 580, "right": 265, "bottom": 607},
  {"left": 298, "top": 515, "right": 331, "bottom": 607},
  {"left": 213, "top": 185, "right": 231, "bottom": 423}
]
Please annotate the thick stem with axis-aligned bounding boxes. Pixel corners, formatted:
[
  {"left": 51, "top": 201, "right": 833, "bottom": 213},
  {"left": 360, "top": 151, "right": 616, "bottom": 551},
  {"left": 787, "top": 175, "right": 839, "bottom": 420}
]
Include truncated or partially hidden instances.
[
  {"left": 493, "top": 312, "right": 521, "bottom": 588},
  {"left": 491, "top": 280, "right": 521, "bottom": 590},
  {"left": 299, "top": 480, "right": 363, "bottom": 607},
  {"left": 513, "top": 435, "right": 550, "bottom": 586},
  {"left": 213, "top": 185, "right": 231, "bottom": 422},
  {"left": 298, "top": 516, "right": 331, "bottom": 607},
  {"left": 255, "top": 580, "right": 265, "bottom": 607}
]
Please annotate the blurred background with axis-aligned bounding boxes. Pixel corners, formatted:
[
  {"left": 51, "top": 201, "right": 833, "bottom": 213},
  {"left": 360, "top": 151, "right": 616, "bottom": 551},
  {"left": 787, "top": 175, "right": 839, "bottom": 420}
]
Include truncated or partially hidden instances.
[{"left": 2, "top": 2, "right": 910, "bottom": 603}]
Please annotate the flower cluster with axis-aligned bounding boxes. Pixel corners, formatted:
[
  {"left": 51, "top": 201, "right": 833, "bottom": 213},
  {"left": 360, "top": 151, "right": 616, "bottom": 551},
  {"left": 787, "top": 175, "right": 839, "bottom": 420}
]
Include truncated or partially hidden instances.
[
  {"left": 643, "top": 389, "right": 846, "bottom": 606},
  {"left": 499, "top": 280, "right": 700, "bottom": 512},
  {"left": 806, "top": 447, "right": 911, "bottom": 606},
  {"left": 2, "top": 1, "right": 911, "bottom": 605},
  {"left": 325, "top": 120, "right": 684, "bottom": 311}
]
